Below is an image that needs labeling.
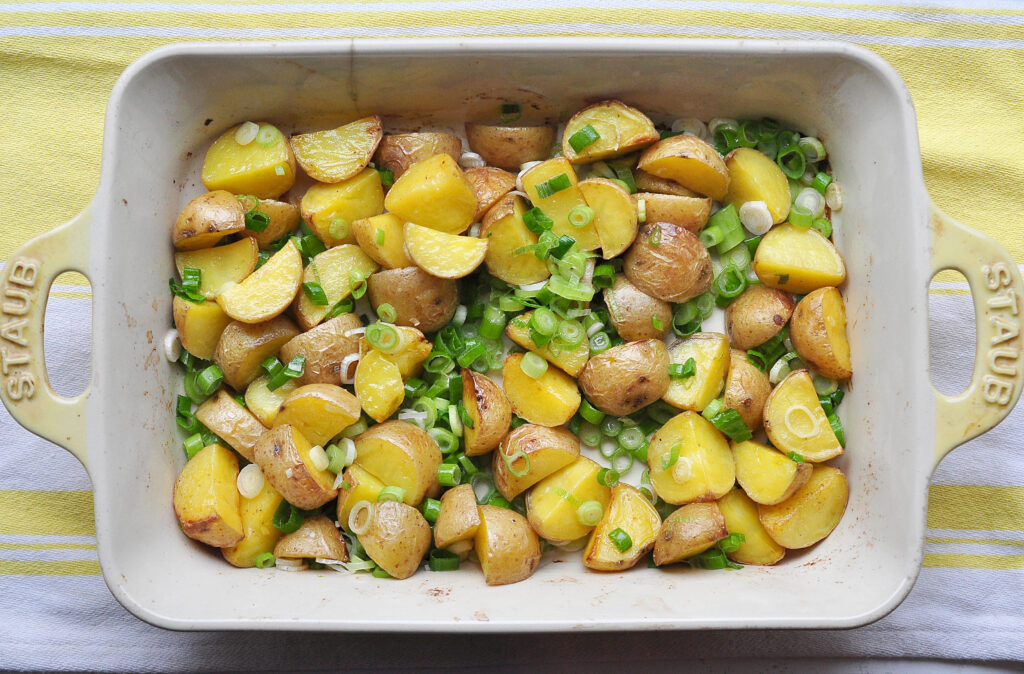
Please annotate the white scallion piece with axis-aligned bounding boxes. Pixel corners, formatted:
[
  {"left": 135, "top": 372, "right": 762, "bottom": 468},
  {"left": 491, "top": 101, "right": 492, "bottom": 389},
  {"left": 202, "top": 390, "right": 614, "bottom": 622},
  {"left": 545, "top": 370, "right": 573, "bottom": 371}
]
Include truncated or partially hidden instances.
[
  {"left": 784, "top": 405, "right": 821, "bottom": 439},
  {"left": 275, "top": 557, "right": 308, "bottom": 572},
  {"left": 795, "top": 187, "right": 826, "bottom": 219},
  {"left": 670, "top": 117, "right": 708, "bottom": 139},
  {"left": 343, "top": 327, "right": 367, "bottom": 338},
  {"left": 459, "top": 151, "right": 486, "bottom": 169},
  {"left": 586, "top": 321, "right": 605, "bottom": 338},
  {"left": 825, "top": 181, "right": 844, "bottom": 212},
  {"left": 449, "top": 404, "right": 463, "bottom": 437},
  {"left": 518, "top": 280, "right": 547, "bottom": 292},
  {"left": 339, "top": 353, "right": 361, "bottom": 385},
  {"left": 769, "top": 357, "right": 793, "bottom": 385},
  {"left": 234, "top": 121, "right": 259, "bottom": 146},
  {"left": 707, "top": 117, "right": 739, "bottom": 137},
  {"left": 672, "top": 456, "right": 692, "bottom": 484},
  {"left": 801, "top": 168, "right": 817, "bottom": 186},
  {"left": 467, "top": 222, "right": 482, "bottom": 238},
  {"left": 274, "top": 164, "right": 286, "bottom": 176},
  {"left": 738, "top": 200, "right": 773, "bottom": 236},
  {"left": 309, "top": 444, "right": 329, "bottom": 471},
  {"left": 236, "top": 464, "right": 265, "bottom": 499},
  {"left": 348, "top": 500, "right": 374, "bottom": 535},
  {"left": 637, "top": 198, "right": 647, "bottom": 224},
  {"left": 163, "top": 329, "right": 182, "bottom": 363},
  {"left": 516, "top": 161, "right": 543, "bottom": 192},
  {"left": 452, "top": 305, "right": 468, "bottom": 326},
  {"left": 798, "top": 136, "right": 827, "bottom": 163},
  {"left": 397, "top": 408, "right": 429, "bottom": 428}
]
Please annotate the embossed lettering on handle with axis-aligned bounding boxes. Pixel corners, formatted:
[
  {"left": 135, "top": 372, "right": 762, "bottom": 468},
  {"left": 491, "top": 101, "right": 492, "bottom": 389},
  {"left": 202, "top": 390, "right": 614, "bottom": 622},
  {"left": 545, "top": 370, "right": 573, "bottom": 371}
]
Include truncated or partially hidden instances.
[{"left": 1, "top": 258, "right": 40, "bottom": 402}]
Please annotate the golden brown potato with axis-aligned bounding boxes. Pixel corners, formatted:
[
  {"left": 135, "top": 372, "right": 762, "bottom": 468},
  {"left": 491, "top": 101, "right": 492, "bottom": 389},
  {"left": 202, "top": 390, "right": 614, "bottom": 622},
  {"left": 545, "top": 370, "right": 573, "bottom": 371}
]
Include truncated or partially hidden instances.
[
  {"left": 632, "top": 192, "right": 712, "bottom": 233},
  {"left": 725, "top": 147, "right": 791, "bottom": 224},
  {"left": 358, "top": 325, "right": 432, "bottom": 381},
  {"left": 789, "top": 287, "right": 853, "bottom": 380},
  {"left": 216, "top": 239, "right": 303, "bottom": 324},
  {"left": 356, "top": 500, "right": 432, "bottom": 579},
  {"left": 763, "top": 369, "right": 843, "bottom": 463},
  {"left": 433, "top": 483, "right": 482, "bottom": 549},
  {"left": 648, "top": 411, "right": 735, "bottom": 505},
  {"left": 253, "top": 424, "right": 338, "bottom": 510},
  {"left": 723, "top": 349, "right": 772, "bottom": 431},
  {"left": 273, "top": 384, "right": 361, "bottom": 447},
  {"left": 273, "top": 514, "right": 348, "bottom": 562},
  {"left": 213, "top": 315, "right": 300, "bottom": 391},
  {"left": 172, "top": 190, "right": 245, "bottom": 251},
  {"left": 383, "top": 153, "right": 477, "bottom": 235},
  {"left": 201, "top": 122, "right": 296, "bottom": 199},
  {"left": 222, "top": 478, "right": 285, "bottom": 568},
  {"left": 403, "top": 222, "right": 488, "bottom": 279},
  {"left": 637, "top": 134, "right": 730, "bottom": 201},
  {"left": 479, "top": 194, "right": 551, "bottom": 286},
  {"left": 526, "top": 456, "right": 610, "bottom": 545},
  {"left": 717, "top": 488, "right": 785, "bottom": 566},
  {"left": 578, "top": 178, "right": 638, "bottom": 259},
  {"left": 374, "top": 132, "right": 463, "bottom": 179},
  {"left": 577, "top": 339, "right": 670, "bottom": 416},
  {"left": 662, "top": 333, "right": 730, "bottom": 413},
  {"left": 236, "top": 197, "right": 302, "bottom": 249},
  {"left": 475, "top": 505, "right": 542, "bottom": 586},
  {"left": 561, "top": 100, "right": 659, "bottom": 164},
  {"left": 465, "top": 166, "right": 516, "bottom": 221},
  {"left": 502, "top": 353, "right": 581, "bottom": 427},
  {"left": 172, "top": 444, "right": 243, "bottom": 548},
  {"left": 300, "top": 169, "right": 385, "bottom": 247},
  {"left": 290, "top": 116, "right": 383, "bottom": 183},
  {"left": 752, "top": 223, "right": 846, "bottom": 293},
  {"left": 194, "top": 389, "right": 267, "bottom": 462},
  {"left": 461, "top": 370, "right": 512, "bottom": 456},
  {"left": 521, "top": 158, "right": 600, "bottom": 251},
  {"left": 174, "top": 237, "right": 258, "bottom": 299},
  {"left": 758, "top": 464, "right": 849, "bottom": 549},
  {"left": 732, "top": 439, "right": 812, "bottom": 506},
  {"left": 583, "top": 483, "right": 661, "bottom": 571},
  {"left": 634, "top": 170, "right": 701, "bottom": 197},
  {"left": 352, "top": 420, "right": 442, "bottom": 506},
  {"left": 278, "top": 313, "right": 363, "bottom": 386},
  {"left": 492, "top": 423, "right": 580, "bottom": 500},
  {"left": 505, "top": 311, "right": 589, "bottom": 378},
  {"left": 623, "top": 222, "right": 712, "bottom": 303},
  {"left": 293, "top": 244, "right": 378, "bottom": 331},
  {"left": 367, "top": 267, "right": 458, "bottom": 334},
  {"left": 244, "top": 376, "right": 297, "bottom": 426},
  {"left": 465, "top": 124, "right": 557, "bottom": 171},
  {"left": 724, "top": 284, "right": 795, "bottom": 351},
  {"left": 352, "top": 213, "right": 412, "bottom": 269},
  {"left": 173, "top": 297, "right": 233, "bottom": 361},
  {"left": 604, "top": 273, "right": 672, "bottom": 342},
  {"left": 353, "top": 349, "right": 405, "bottom": 423},
  {"left": 652, "top": 502, "right": 728, "bottom": 566},
  {"left": 335, "top": 464, "right": 384, "bottom": 532}
]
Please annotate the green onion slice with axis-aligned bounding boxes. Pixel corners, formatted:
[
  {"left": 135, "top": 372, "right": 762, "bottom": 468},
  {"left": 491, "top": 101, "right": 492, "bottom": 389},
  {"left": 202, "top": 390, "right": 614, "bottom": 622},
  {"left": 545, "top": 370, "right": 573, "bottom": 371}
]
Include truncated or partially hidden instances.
[
  {"left": 710, "top": 408, "right": 753, "bottom": 443},
  {"left": 272, "top": 500, "right": 304, "bottom": 534},
  {"left": 377, "top": 486, "right": 406, "bottom": 503},
  {"left": 596, "top": 468, "right": 619, "bottom": 487},
  {"left": 503, "top": 446, "right": 531, "bottom": 478},
  {"left": 535, "top": 173, "right": 572, "bottom": 199},
  {"left": 366, "top": 322, "right": 401, "bottom": 353},
  {"left": 500, "top": 103, "right": 522, "bottom": 123},
  {"left": 576, "top": 500, "right": 604, "bottom": 527},
  {"left": 608, "top": 527, "right": 633, "bottom": 553},
  {"left": 568, "top": 205, "right": 594, "bottom": 228},
  {"left": 428, "top": 549, "right": 460, "bottom": 572},
  {"left": 421, "top": 498, "right": 442, "bottom": 523},
  {"left": 522, "top": 207, "right": 554, "bottom": 234},
  {"left": 568, "top": 124, "right": 601, "bottom": 153},
  {"left": 302, "top": 282, "right": 329, "bottom": 306}
]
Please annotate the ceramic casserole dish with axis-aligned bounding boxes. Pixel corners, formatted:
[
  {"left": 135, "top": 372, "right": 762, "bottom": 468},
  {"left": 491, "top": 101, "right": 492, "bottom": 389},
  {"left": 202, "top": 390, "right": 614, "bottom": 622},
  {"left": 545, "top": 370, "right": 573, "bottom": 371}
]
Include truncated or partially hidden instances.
[{"left": 2, "top": 38, "right": 1021, "bottom": 631}]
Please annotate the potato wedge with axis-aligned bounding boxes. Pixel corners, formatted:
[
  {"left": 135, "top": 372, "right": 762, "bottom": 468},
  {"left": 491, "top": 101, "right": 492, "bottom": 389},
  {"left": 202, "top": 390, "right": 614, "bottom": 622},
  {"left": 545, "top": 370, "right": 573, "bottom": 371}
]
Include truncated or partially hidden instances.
[
  {"left": 213, "top": 315, "right": 299, "bottom": 391},
  {"left": 172, "top": 190, "right": 246, "bottom": 251},
  {"left": 732, "top": 440, "right": 812, "bottom": 505},
  {"left": 384, "top": 153, "right": 477, "bottom": 235},
  {"left": 465, "top": 166, "right": 516, "bottom": 221},
  {"left": 367, "top": 267, "right": 458, "bottom": 334},
  {"left": 648, "top": 411, "right": 735, "bottom": 505},
  {"left": 216, "top": 239, "right": 302, "bottom": 324},
  {"left": 300, "top": 168, "right": 385, "bottom": 247},
  {"left": 505, "top": 311, "right": 589, "bottom": 377},
  {"left": 579, "top": 178, "right": 638, "bottom": 259},
  {"left": 604, "top": 273, "right": 672, "bottom": 342},
  {"left": 404, "top": 222, "right": 488, "bottom": 279},
  {"left": 662, "top": 332, "right": 730, "bottom": 413},
  {"left": 237, "top": 197, "right": 302, "bottom": 249},
  {"left": 562, "top": 100, "right": 659, "bottom": 164},
  {"left": 637, "top": 135, "right": 730, "bottom": 201},
  {"left": 194, "top": 389, "right": 267, "bottom": 462},
  {"left": 492, "top": 423, "right": 580, "bottom": 500},
  {"left": 632, "top": 192, "right": 711, "bottom": 233},
  {"left": 634, "top": 170, "right": 701, "bottom": 197},
  {"left": 202, "top": 123, "right": 296, "bottom": 199},
  {"left": 526, "top": 456, "right": 610, "bottom": 545},
  {"left": 434, "top": 483, "right": 482, "bottom": 549},
  {"left": 752, "top": 223, "right": 846, "bottom": 293},
  {"left": 336, "top": 464, "right": 385, "bottom": 532},
  {"left": 623, "top": 222, "right": 712, "bottom": 303},
  {"left": 521, "top": 158, "right": 600, "bottom": 251},
  {"left": 652, "top": 502, "right": 728, "bottom": 566},
  {"left": 763, "top": 369, "right": 843, "bottom": 462},
  {"left": 724, "top": 284, "right": 795, "bottom": 351},
  {"left": 173, "top": 443, "right": 243, "bottom": 548},
  {"left": 375, "top": 132, "right": 462, "bottom": 179},
  {"left": 717, "top": 488, "right": 785, "bottom": 565},
  {"left": 356, "top": 501, "right": 432, "bottom": 580},
  {"left": 475, "top": 505, "right": 542, "bottom": 586},
  {"left": 274, "top": 514, "right": 348, "bottom": 562},
  {"left": 243, "top": 375, "right": 297, "bottom": 426},
  {"left": 273, "top": 383, "right": 361, "bottom": 447},
  {"left": 172, "top": 297, "right": 233, "bottom": 361},
  {"left": 354, "top": 349, "right": 405, "bottom": 423},
  {"left": 723, "top": 349, "right": 772, "bottom": 431},
  {"left": 789, "top": 287, "right": 853, "bottom": 379},
  {"left": 253, "top": 424, "right": 338, "bottom": 510},
  {"left": 758, "top": 464, "right": 849, "bottom": 548},
  {"left": 502, "top": 352, "right": 581, "bottom": 427},
  {"left": 352, "top": 213, "right": 412, "bottom": 269},
  {"left": 279, "top": 313, "right": 363, "bottom": 386},
  {"left": 352, "top": 420, "right": 442, "bottom": 506},
  {"left": 725, "top": 147, "right": 791, "bottom": 224},
  {"left": 582, "top": 483, "right": 661, "bottom": 571},
  {"left": 577, "top": 339, "right": 670, "bottom": 417},
  {"left": 175, "top": 237, "right": 258, "bottom": 298},
  {"left": 479, "top": 193, "right": 551, "bottom": 286},
  {"left": 290, "top": 116, "right": 383, "bottom": 183},
  {"left": 222, "top": 478, "right": 285, "bottom": 568},
  {"left": 461, "top": 370, "right": 512, "bottom": 456},
  {"left": 359, "top": 326, "right": 432, "bottom": 381},
  {"left": 294, "top": 244, "right": 379, "bottom": 330},
  {"left": 465, "top": 124, "right": 556, "bottom": 171}
]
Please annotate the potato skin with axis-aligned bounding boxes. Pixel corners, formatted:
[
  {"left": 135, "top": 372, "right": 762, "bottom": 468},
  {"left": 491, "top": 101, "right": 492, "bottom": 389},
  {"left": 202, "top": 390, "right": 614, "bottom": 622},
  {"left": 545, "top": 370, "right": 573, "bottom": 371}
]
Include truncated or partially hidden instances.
[
  {"left": 789, "top": 287, "right": 853, "bottom": 379},
  {"left": 367, "top": 267, "right": 458, "bottom": 334},
  {"left": 461, "top": 370, "right": 512, "bottom": 456},
  {"left": 725, "top": 284, "right": 795, "bottom": 351},
  {"left": 623, "top": 222, "right": 712, "bottom": 303},
  {"left": 278, "top": 313, "right": 363, "bottom": 385},
  {"left": 634, "top": 170, "right": 701, "bottom": 197},
  {"left": 604, "top": 273, "right": 672, "bottom": 342},
  {"left": 578, "top": 339, "right": 670, "bottom": 416},
  {"left": 653, "top": 502, "right": 728, "bottom": 566},
  {"left": 465, "top": 166, "right": 516, "bottom": 221},
  {"left": 374, "top": 132, "right": 463, "bottom": 179},
  {"left": 253, "top": 424, "right": 338, "bottom": 510},
  {"left": 465, "top": 124, "right": 556, "bottom": 171},
  {"left": 173, "top": 190, "right": 245, "bottom": 250},
  {"left": 273, "top": 514, "right": 348, "bottom": 562},
  {"left": 357, "top": 501, "right": 432, "bottom": 580},
  {"left": 194, "top": 389, "right": 266, "bottom": 462},
  {"left": 723, "top": 349, "right": 772, "bottom": 431},
  {"left": 631, "top": 192, "right": 711, "bottom": 233},
  {"left": 213, "top": 315, "right": 300, "bottom": 391},
  {"left": 433, "top": 483, "right": 482, "bottom": 549},
  {"left": 475, "top": 505, "right": 541, "bottom": 586}
]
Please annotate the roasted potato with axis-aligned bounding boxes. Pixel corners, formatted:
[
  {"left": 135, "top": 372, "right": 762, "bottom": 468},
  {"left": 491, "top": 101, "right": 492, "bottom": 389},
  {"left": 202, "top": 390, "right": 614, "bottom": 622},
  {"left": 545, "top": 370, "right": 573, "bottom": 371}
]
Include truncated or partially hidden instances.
[
  {"left": 352, "top": 213, "right": 413, "bottom": 269},
  {"left": 758, "top": 465, "right": 849, "bottom": 549},
  {"left": 300, "top": 168, "right": 385, "bottom": 247},
  {"left": 561, "top": 100, "right": 659, "bottom": 164},
  {"left": 461, "top": 370, "right": 513, "bottom": 456},
  {"left": 174, "top": 237, "right": 257, "bottom": 297},
  {"left": 465, "top": 124, "right": 556, "bottom": 171},
  {"left": 752, "top": 223, "right": 846, "bottom": 293},
  {"left": 789, "top": 287, "right": 853, "bottom": 379},
  {"left": 732, "top": 440, "right": 812, "bottom": 505},
  {"left": 636, "top": 134, "right": 730, "bottom": 201},
  {"left": 723, "top": 348, "right": 772, "bottom": 430},
  {"left": 375, "top": 132, "right": 462, "bottom": 179},
  {"left": 201, "top": 123, "right": 296, "bottom": 199},
  {"left": 356, "top": 500, "right": 432, "bottom": 580},
  {"left": 725, "top": 147, "right": 791, "bottom": 224},
  {"left": 648, "top": 411, "right": 735, "bottom": 505},
  {"left": 237, "top": 197, "right": 302, "bottom": 249},
  {"left": 216, "top": 239, "right": 303, "bottom": 324},
  {"left": 172, "top": 297, "right": 233, "bottom": 361},
  {"left": 290, "top": 116, "right": 383, "bottom": 183},
  {"left": 367, "top": 267, "right": 458, "bottom": 334},
  {"left": 492, "top": 423, "right": 580, "bottom": 500},
  {"left": 293, "top": 244, "right": 379, "bottom": 330},
  {"left": 505, "top": 311, "right": 589, "bottom": 377},
  {"left": 479, "top": 193, "right": 551, "bottom": 286},
  {"left": 194, "top": 389, "right": 267, "bottom": 462},
  {"left": 577, "top": 339, "right": 670, "bottom": 416},
  {"left": 172, "top": 443, "right": 243, "bottom": 548},
  {"left": 244, "top": 375, "right": 297, "bottom": 426},
  {"left": 578, "top": 178, "right": 638, "bottom": 259},
  {"left": 521, "top": 158, "right": 600, "bottom": 251},
  {"left": 763, "top": 369, "right": 843, "bottom": 463},
  {"left": 222, "top": 478, "right": 285, "bottom": 567},
  {"left": 652, "top": 502, "right": 728, "bottom": 566},
  {"left": 335, "top": 464, "right": 384, "bottom": 532},
  {"left": 384, "top": 153, "right": 477, "bottom": 235},
  {"left": 662, "top": 332, "right": 730, "bottom": 413},
  {"left": 433, "top": 483, "right": 482, "bottom": 549},
  {"left": 274, "top": 514, "right": 348, "bottom": 562},
  {"left": 278, "top": 313, "right": 363, "bottom": 386},
  {"left": 623, "top": 222, "right": 712, "bottom": 303},
  {"left": 582, "top": 483, "right": 661, "bottom": 571},
  {"left": 172, "top": 190, "right": 246, "bottom": 251},
  {"left": 632, "top": 192, "right": 711, "bottom": 233},
  {"left": 634, "top": 170, "right": 701, "bottom": 197},
  {"left": 273, "top": 383, "right": 361, "bottom": 446},
  {"left": 465, "top": 166, "right": 516, "bottom": 220},
  {"left": 604, "top": 274, "right": 672, "bottom": 342},
  {"left": 502, "top": 352, "right": 581, "bottom": 427},
  {"left": 724, "top": 284, "right": 795, "bottom": 351},
  {"left": 352, "top": 420, "right": 442, "bottom": 506},
  {"left": 213, "top": 315, "right": 300, "bottom": 391},
  {"left": 526, "top": 456, "right": 610, "bottom": 545},
  {"left": 404, "top": 222, "right": 488, "bottom": 279},
  {"left": 475, "top": 505, "right": 542, "bottom": 586},
  {"left": 253, "top": 424, "right": 338, "bottom": 510},
  {"left": 359, "top": 325, "right": 432, "bottom": 381},
  {"left": 717, "top": 488, "right": 785, "bottom": 565},
  {"left": 354, "top": 349, "right": 405, "bottom": 423}
]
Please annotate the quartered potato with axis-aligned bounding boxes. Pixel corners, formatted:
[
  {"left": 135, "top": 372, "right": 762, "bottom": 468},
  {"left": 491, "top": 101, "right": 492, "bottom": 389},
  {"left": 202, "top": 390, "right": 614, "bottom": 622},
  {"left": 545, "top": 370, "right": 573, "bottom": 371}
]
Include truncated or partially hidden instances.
[
  {"left": 244, "top": 375, "right": 297, "bottom": 426},
  {"left": 632, "top": 192, "right": 712, "bottom": 233},
  {"left": 237, "top": 197, "right": 302, "bottom": 249},
  {"left": 583, "top": 483, "right": 661, "bottom": 571},
  {"left": 723, "top": 348, "right": 772, "bottom": 431},
  {"left": 725, "top": 147, "right": 791, "bottom": 224},
  {"left": 354, "top": 349, "right": 405, "bottom": 423},
  {"left": 634, "top": 170, "right": 701, "bottom": 197},
  {"left": 352, "top": 420, "right": 442, "bottom": 506},
  {"left": 294, "top": 244, "right": 378, "bottom": 330},
  {"left": 175, "top": 237, "right": 258, "bottom": 298},
  {"left": 763, "top": 369, "right": 843, "bottom": 462},
  {"left": 357, "top": 501, "right": 432, "bottom": 580},
  {"left": 202, "top": 123, "right": 296, "bottom": 199},
  {"left": 717, "top": 488, "right": 785, "bottom": 566},
  {"left": 273, "top": 383, "right": 361, "bottom": 447},
  {"left": 194, "top": 389, "right": 266, "bottom": 462},
  {"left": 578, "top": 178, "right": 638, "bottom": 259},
  {"left": 384, "top": 153, "right": 478, "bottom": 234},
  {"left": 505, "top": 311, "right": 589, "bottom": 377},
  {"left": 502, "top": 352, "right": 581, "bottom": 427},
  {"left": 461, "top": 370, "right": 513, "bottom": 456},
  {"left": 216, "top": 239, "right": 303, "bottom": 323},
  {"left": 253, "top": 424, "right": 338, "bottom": 510},
  {"left": 359, "top": 325, "right": 432, "bottom": 380},
  {"left": 653, "top": 502, "right": 728, "bottom": 566},
  {"left": 403, "top": 222, "right": 488, "bottom": 279},
  {"left": 336, "top": 464, "right": 385, "bottom": 532},
  {"left": 375, "top": 131, "right": 462, "bottom": 179},
  {"left": 789, "top": 287, "right": 853, "bottom": 380},
  {"left": 604, "top": 274, "right": 672, "bottom": 342},
  {"left": 172, "top": 297, "right": 233, "bottom": 361},
  {"left": 662, "top": 332, "right": 730, "bottom": 413},
  {"left": 213, "top": 315, "right": 299, "bottom": 391},
  {"left": 758, "top": 464, "right": 849, "bottom": 549},
  {"left": 300, "top": 168, "right": 385, "bottom": 247},
  {"left": 561, "top": 100, "right": 659, "bottom": 164},
  {"left": 475, "top": 505, "right": 542, "bottom": 586},
  {"left": 648, "top": 411, "right": 735, "bottom": 505},
  {"left": 465, "top": 123, "right": 557, "bottom": 171},
  {"left": 526, "top": 456, "right": 610, "bottom": 545},
  {"left": 479, "top": 193, "right": 551, "bottom": 286},
  {"left": 577, "top": 339, "right": 670, "bottom": 417},
  {"left": 290, "top": 115, "right": 383, "bottom": 183},
  {"left": 278, "top": 313, "right": 363, "bottom": 386},
  {"left": 352, "top": 213, "right": 412, "bottom": 269},
  {"left": 433, "top": 483, "right": 482, "bottom": 549},
  {"left": 520, "top": 158, "right": 601, "bottom": 251},
  {"left": 492, "top": 423, "right": 580, "bottom": 500},
  {"left": 173, "top": 443, "right": 243, "bottom": 548},
  {"left": 623, "top": 222, "right": 713, "bottom": 303},
  {"left": 367, "top": 267, "right": 459, "bottom": 334},
  {"left": 172, "top": 190, "right": 246, "bottom": 251},
  {"left": 724, "top": 284, "right": 795, "bottom": 351},
  {"left": 222, "top": 478, "right": 285, "bottom": 568},
  {"left": 637, "top": 135, "right": 730, "bottom": 201},
  {"left": 752, "top": 223, "right": 846, "bottom": 293},
  {"left": 732, "top": 440, "right": 812, "bottom": 505},
  {"left": 274, "top": 514, "right": 348, "bottom": 563},
  {"left": 465, "top": 166, "right": 516, "bottom": 220}
]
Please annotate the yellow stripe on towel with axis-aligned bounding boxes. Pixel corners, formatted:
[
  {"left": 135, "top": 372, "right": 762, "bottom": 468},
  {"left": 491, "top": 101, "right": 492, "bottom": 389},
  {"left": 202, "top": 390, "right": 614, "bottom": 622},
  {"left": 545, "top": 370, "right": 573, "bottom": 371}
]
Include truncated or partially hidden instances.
[{"left": 0, "top": 491, "right": 96, "bottom": 537}]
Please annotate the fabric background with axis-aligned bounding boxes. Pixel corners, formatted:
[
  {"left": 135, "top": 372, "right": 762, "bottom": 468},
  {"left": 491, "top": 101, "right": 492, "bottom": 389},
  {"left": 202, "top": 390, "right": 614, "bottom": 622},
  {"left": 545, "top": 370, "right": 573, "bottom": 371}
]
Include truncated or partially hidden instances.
[{"left": 1, "top": 1, "right": 1023, "bottom": 670}]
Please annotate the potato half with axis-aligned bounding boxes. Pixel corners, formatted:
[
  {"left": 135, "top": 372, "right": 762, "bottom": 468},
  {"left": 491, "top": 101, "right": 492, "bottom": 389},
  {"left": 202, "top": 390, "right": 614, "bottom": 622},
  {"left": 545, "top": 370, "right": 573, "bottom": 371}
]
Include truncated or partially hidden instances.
[
  {"left": 789, "top": 287, "right": 853, "bottom": 380},
  {"left": 604, "top": 274, "right": 672, "bottom": 342},
  {"left": 725, "top": 147, "right": 791, "bottom": 224},
  {"left": 502, "top": 352, "right": 581, "bottom": 426},
  {"left": 732, "top": 439, "right": 812, "bottom": 505},
  {"left": 758, "top": 464, "right": 849, "bottom": 549},
  {"left": 465, "top": 166, "right": 516, "bottom": 221},
  {"left": 201, "top": 123, "right": 296, "bottom": 199},
  {"left": 290, "top": 116, "right": 383, "bottom": 183},
  {"left": 579, "top": 178, "right": 639, "bottom": 259},
  {"left": 374, "top": 131, "right": 462, "bottom": 179},
  {"left": 717, "top": 488, "right": 785, "bottom": 566},
  {"left": 434, "top": 483, "right": 482, "bottom": 549},
  {"left": 172, "top": 190, "right": 246, "bottom": 251},
  {"left": 278, "top": 313, "right": 363, "bottom": 386},
  {"left": 752, "top": 223, "right": 846, "bottom": 293},
  {"left": 623, "top": 222, "right": 712, "bottom": 303},
  {"left": 173, "top": 297, "right": 233, "bottom": 362},
  {"left": 273, "top": 383, "right": 361, "bottom": 447},
  {"left": 352, "top": 213, "right": 412, "bottom": 269},
  {"left": 213, "top": 315, "right": 299, "bottom": 391},
  {"left": 724, "top": 284, "right": 795, "bottom": 351},
  {"left": 352, "top": 420, "right": 442, "bottom": 506},
  {"left": 577, "top": 339, "right": 670, "bottom": 417},
  {"left": 384, "top": 153, "right": 477, "bottom": 234},
  {"left": 492, "top": 423, "right": 580, "bottom": 500},
  {"left": 357, "top": 501, "right": 432, "bottom": 580},
  {"left": 582, "top": 483, "right": 661, "bottom": 571},
  {"left": 662, "top": 332, "right": 730, "bottom": 413},
  {"left": 505, "top": 311, "right": 589, "bottom": 378},
  {"left": 652, "top": 502, "right": 728, "bottom": 566},
  {"left": 216, "top": 239, "right": 302, "bottom": 324},
  {"left": 637, "top": 134, "right": 730, "bottom": 201},
  {"left": 763, "top": 369, "right": 843, "bottom": 463},
  {"left": 479, "top": 194, "right": 551, "bottom": 286},
  {"left": 632, "top": 192, "right": 711, "bottom": 234},
  {"left": 174, "top": 237, "right": 257, "bottom": 297},
  {"left": 194, "top": 389, "right": 267, "bottom": 462},
  {"left": 526, "top": 456, "right": 611, "bottom": 545},
  {"left": 222, "top": 479, "right": 285, "bottom": 568},
  {"left": 648, "top": 411, "right": 735, "bottom": 505},
  {"left": 253, "top": 424, "right": 338, "bottom": 510},
  {"left": 173, "top": 443, "right": 243, "bottom": 548},
  {"left": 520, "top": 158, "right": 600, "bottom": 251},
  {"left": 404, "top": 222, "right": 488, "bottom": 279},
  {"left": 465, "top": 124, "right": 556, "bottom": 171},
  {"left": 274, "top": 514, "right": 349, "bottom": 562},
  {"left": 723, "top": 348, "right": 772, "bottom": 431},
  {"left": 354, "top": 349, "right": 405, "bottom": 423},
  {"left": 461, "top": 370, "right": 513, "bottom": 456},
  {"left": 300, "top": 168, "right": 385, "bottom": 247},
  {"left": 293, "top": 244, "right": 379, "bottom": 331},
  {"left": 475, "top": 505, "right": 542, "bottom": 586},
  {"left": 367, "top": 267, "right": 459, "bottom": 334},
  {"left": 561, "top": 100, "right": 659, "bottom": 164}
]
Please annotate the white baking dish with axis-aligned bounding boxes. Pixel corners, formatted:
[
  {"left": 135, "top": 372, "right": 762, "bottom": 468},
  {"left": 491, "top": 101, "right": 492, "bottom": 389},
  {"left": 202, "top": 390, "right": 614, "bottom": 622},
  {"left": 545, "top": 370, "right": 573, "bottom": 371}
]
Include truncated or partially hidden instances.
[{"left": 3, "top": 39, "right": 1021, "bottom": 631}]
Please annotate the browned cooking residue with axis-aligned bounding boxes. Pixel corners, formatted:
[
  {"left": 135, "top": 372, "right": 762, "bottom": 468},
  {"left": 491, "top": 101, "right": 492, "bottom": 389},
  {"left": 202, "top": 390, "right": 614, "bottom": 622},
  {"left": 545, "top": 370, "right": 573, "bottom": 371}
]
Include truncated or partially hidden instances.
[
  {"left": 426, "top": 586, "right": 451, "bottom": 599},
  {"left": 473, "top": 610, "right": 489, "bottom": 622},
  {"left": 146, "top": 330, "right": 153, "bottom": 344}
]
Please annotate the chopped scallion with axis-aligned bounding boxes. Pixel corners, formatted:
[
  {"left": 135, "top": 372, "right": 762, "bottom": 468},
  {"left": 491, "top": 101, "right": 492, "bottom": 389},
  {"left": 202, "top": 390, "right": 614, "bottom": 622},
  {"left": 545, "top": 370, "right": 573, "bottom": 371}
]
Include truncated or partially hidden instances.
[
  {"left": 568, "top": 124, "right": 601, "bottom": 153},
  {"left": 608, "top": 527, "right": 633, "bottom": 553},
  {"left": 500, "top": 103, "right": 521, "bottom": 123},
  {"left": 302, "top": 281, "right": 329, "bottom": 306},
  {"left": 535, "top": 173, "right": 572, "bottom": 199},
  {"left": 669, "top": 357, "right": 697, "bottom": 380}
]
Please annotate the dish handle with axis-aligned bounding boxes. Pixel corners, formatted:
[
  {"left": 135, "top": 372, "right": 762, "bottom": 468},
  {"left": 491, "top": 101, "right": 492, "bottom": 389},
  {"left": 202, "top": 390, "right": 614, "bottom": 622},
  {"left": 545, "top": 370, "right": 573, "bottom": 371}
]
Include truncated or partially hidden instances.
[
  {"left": 930, "top": 201, "right": 1023, "bottom": 469},
  {"left": 0, "top": 206, "right": 91, "bottom": 470}
]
